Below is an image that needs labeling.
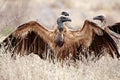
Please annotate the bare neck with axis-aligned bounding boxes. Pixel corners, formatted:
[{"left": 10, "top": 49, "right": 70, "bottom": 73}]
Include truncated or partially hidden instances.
[{"left": 101, "top": 19, "right": 106, "bottom": 28}]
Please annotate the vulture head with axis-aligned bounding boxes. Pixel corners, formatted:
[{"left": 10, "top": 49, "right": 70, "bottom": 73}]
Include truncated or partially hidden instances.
[
  {"left": 61, "top": 11, "right": 69, "bottom": 16},
  {"left": 93, "top": 14, "right": 106, "bottom": 28},
  {"left": 55, "top": 16, "right": 71, "bottom": 47},
  {"left": 57, "top": 16, "right": 71, "bottom": 32}
]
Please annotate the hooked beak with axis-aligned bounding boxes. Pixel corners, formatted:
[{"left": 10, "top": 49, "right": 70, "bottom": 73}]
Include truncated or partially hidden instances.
[
  {"left": 64, "top": 17, "right": 71, "bottom": 22},
  {"left": 57, "top": 16, "right": 72, "bottom": 24},
  {"left": 61, "top": 16, "right": 72, "bottom": 22},
  {"left": 57, "top": 16, "right": 71, "bottom": 32},
  {"left": 93, "top": 16, "right": 101, "bottom": 20}
]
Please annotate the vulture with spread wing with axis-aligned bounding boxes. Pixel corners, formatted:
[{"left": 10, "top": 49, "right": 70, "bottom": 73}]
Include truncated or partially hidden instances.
[
  {"left": 93, "top": 15, "right": 120, "bottom": 48},
  {"left": 0, "top": 12, "right": 119, "bottom": 62},
  {"left": 0, "top": 15, "right": 71, "bottom": 60}
]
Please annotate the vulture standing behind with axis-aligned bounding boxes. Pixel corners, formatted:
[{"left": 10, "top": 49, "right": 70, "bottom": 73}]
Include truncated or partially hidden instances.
[
  {"left": 93, "top": 15, "right": 120, "bottom": 48},
  {"left": 0, "top": 12, "right": 120, "bottom": 62}
]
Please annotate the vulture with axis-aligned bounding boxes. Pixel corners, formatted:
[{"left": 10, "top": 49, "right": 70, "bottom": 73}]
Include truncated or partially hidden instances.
[
  {"left": 0, "top": 15, "right": 71, "bottom": 60},
  {"left": 93, "top": 15, "right": 120, "bottom": 47},
  {"left": 0, "top": 13, "right": 120, "bottom": 62}
]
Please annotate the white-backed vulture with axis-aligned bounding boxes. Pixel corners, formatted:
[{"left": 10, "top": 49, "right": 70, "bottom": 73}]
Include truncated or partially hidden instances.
[
  {"left": 93, "top": 15, "right": 120, "bottom": 48},
  {"left": 0, "top": 16, "right": 72, "bottom": 60},
  {"left": 0, "top": 13, "right": 120, "bottom": 62}
]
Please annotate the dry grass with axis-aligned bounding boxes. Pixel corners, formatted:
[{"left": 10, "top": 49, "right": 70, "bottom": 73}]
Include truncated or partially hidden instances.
[{"left": 0, "top": 49, "right": 120, "bottom": 80}]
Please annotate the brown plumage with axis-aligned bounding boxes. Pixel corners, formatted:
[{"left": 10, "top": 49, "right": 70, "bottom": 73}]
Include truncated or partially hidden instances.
[
  {"left": 1, "top": 21, "right": 52, "bottom": 59},
  {"left": 93, "top": 15, "right": 120, "bottom": 49},
  {"left": 74, "top": 20, "right": 120, "bottom": 60},
  {"left": 0, "top": 16, "right": 119, "bottom": 62},
  {"left": 105, "top": 23, "right": 120, "bottom": 39},
  {"left": 93, "top": 15, "right": 120, "bottom": 36},
  {"left": 0, "top": 16, "right": 72, "bottom": 60}
]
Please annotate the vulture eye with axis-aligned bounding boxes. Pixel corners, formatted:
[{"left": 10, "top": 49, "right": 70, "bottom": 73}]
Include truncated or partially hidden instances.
[{"left": 61, "top": 11, "right": 69, "bottom": 16}]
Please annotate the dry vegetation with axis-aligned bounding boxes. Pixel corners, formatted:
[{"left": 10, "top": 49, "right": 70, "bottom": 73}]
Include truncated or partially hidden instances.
[
  {"left": 0, "top": 0, "right": 120, "bottom": 80},
  {"left": 0, "top": 50, "right": 120, "bottom": 80}
]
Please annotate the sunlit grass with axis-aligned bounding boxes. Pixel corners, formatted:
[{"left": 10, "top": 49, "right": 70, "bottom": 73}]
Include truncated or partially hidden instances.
[{"left": 0, "top": 49, "right": 120, "bottom": 80}]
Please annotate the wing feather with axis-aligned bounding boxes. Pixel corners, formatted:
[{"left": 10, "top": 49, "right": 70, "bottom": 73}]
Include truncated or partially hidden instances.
[
  {"left": 105, "top": 23, "right": 120, "bottom": 48},
  {"left": 1, "top": 21, "right": 54, "bottom": 59},
  {"left": 70, "top": 20, "right": 120, "bottom": 60},
  {"left": 84, "top": 20, "right": 119, "bottom": 59}
]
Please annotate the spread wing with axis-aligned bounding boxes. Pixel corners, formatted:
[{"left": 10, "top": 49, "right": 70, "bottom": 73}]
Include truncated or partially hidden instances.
[
  {"left": 70, "top": 20, "right": 120, "bottom": 60},
  {"left": 105, "top": 23, "right": 120, "bottom": 44},
  {"left": 0, "top": 21, "right": 54, "bottom": 59}
]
